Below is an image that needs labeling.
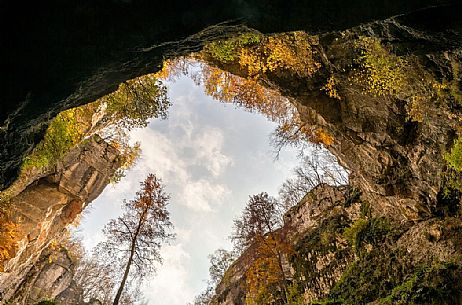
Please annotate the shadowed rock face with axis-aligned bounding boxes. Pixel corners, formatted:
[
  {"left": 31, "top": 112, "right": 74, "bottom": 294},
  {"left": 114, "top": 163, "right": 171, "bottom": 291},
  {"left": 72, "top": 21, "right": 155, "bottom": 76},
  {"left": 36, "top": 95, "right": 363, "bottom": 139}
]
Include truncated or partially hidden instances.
[
  {"left": 0, "top": 0, "right": 455, "bottom": 190},
  {"left": 202, "top": 6, "right": 462, "bottom": 304},
  {"left": 286, "top": 7, "right": 462, "bottom": 221},
  {"left": 4, "top": 244, "right": 78, "bottom": 305},
  {"left": 0, "top": 136, "right": 120, "bottom": 303},
  {"left": 205, "top": 4, "right": 462, "bottom": 222},
  {"left": 1, "top": 2, "right": 461, "bottom": 304}
]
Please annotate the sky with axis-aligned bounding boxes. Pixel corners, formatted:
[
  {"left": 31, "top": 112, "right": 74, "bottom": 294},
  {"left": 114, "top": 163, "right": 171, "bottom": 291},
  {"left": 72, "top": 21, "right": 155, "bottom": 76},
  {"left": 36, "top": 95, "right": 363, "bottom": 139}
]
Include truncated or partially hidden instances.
[{"left": 77, "top": 72, "right": 303, "bottom": 305}]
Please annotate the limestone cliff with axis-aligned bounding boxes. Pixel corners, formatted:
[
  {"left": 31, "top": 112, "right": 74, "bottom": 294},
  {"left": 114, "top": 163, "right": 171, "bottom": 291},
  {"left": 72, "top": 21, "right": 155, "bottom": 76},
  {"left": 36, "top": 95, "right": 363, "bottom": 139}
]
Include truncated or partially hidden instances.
[
  {"left": 212, "top": 185, "right": 462, "bottom": 305},
  {"left": 205, "top": 5, "right": 462, "bottom": 305},
  {"left": 0, "top": 3, "right": 461, "bottom": 305},
  {"left": 203, "top": 4, "right": 462, "bottom": 223},
  {"left": 0, "top": 136, "right": 120, "bottom": 304}
]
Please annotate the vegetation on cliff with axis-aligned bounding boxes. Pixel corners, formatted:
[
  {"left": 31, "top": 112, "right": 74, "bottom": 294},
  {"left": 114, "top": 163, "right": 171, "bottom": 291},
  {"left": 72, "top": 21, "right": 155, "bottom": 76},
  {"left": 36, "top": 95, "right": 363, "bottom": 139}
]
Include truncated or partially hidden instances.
[
  {"left": 186, "top": 16, "right": 462, "bottom": 305},
  {"left": 2, "top": 8, "right": 462, "bottom": 304},
  {"left": 0, "top": 73, "right": 171, "bottom": 288}
]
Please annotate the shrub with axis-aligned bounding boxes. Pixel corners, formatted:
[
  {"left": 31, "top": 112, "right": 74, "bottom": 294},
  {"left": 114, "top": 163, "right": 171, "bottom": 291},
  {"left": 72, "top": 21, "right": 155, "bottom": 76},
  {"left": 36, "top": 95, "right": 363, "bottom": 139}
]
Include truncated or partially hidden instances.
[
  {"left": 22, "top": 108, "right": 84, "bottom": 171},
  {"left": 343, "top": 218, "right": 369, "bottom": 252},
  {"left": 445, "top": 137, "right": 462, "bottom": 172},
  {"left": 351, "top": 37, "right": 407, "bottom": 97},
  {"left": 204, "top": 31, "right": 321, "bottom": 79},
  {"left": 204, "top": 32, "right": 263, "bottom": 63},
  {"left": 312, "top": 128, "right": 334, "bottom": 146},
  {"left": 321, "top": 75, "right": 341, "bottom": 100},
  {"left": 379, "top": 262, "right": 460, "bottom": 305},
  {"left": 0, "top": 215, "right": 20, "bottom": 271},
  {"left": 343, "top": 217, "right": 394, "bottom": 255}
]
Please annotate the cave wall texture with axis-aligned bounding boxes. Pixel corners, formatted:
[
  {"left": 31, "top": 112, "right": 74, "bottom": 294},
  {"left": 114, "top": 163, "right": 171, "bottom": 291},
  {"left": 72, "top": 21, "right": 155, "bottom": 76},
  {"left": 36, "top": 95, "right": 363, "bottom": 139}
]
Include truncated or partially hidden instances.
[
  {"left": 1, "top": 0, "right": 457, "bottom": 190},
  {"left": 1, "top": 1, "right": 462, "bottom": 304},
  {"left": 202, "top": 4, "right": 462, "bottom": 304}
]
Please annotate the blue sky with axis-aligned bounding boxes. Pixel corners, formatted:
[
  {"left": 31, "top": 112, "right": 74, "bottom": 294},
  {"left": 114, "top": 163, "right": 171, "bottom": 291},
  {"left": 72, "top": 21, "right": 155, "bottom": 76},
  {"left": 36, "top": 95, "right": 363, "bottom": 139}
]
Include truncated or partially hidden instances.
[{"left": 77, "top": 73, "right": 302, "bottom": 305}]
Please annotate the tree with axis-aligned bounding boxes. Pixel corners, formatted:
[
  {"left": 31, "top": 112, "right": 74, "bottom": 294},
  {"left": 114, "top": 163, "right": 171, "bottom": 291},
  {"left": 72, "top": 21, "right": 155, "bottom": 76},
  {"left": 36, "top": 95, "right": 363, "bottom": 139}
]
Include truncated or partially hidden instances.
[
  {"left": 278, "top": 148, "right": 349, "bottom": 210},
  {"left": 244, "top": 235, "right": 292, "bottom": 305},
  {"left": 231, "top": 193, "right": 283, "bottom": 251},
  {"left": 190, "top": 286, "right": 214, "bottom": 305},
  {"left": 0, "top": 212, "right": 19, "bottom": 271},
  {"left": 208, "top": 248, "right": 236, "bottom": 286},
  {"left": 74, "top": 255, "right": 117, "bottom": 304},
  {"left": 189, "top": 248, "right": 236, "bottom": 305},
  {"left": 230, "top": 193, "right": 291, "bottom": 305},
  {"left": 96, "top": 174, "right": 174, "bottom": 305},
  {"left": 99, "top": 74, "right": 170, "bottom": 132}
]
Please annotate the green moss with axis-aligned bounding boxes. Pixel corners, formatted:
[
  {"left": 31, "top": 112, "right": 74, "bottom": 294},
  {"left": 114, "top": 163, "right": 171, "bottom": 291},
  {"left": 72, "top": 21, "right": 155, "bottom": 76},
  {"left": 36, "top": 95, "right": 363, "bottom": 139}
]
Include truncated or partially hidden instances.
[
  {"left": 448, "top": 59, "right": 462, "bottom": 107},
  {"left": 288, "top": 214, "right": 352, "bottom": 305},
  {"left": 379, "top": 262, "right": 461, "bottom": 305},
  {"left": 343, "top": 217, "right": 398, "bottom": 256},
  {"left": 22, "top": 110, "right": 84, "bottom": 171},
  {"left": 327, "top": 249, "right": 408, "bottom": 304},
  {"left": 204, "top": 32, "right": 263, "bottom": 63},
  {"left": 343, "top": 218, "right": 369, "bottom": 252},
  {"left": 352, "top": 36, "right": 408, "bottom": 97},
  {"left": 445, "top": 137, "right": 462, "bottom": 172}
]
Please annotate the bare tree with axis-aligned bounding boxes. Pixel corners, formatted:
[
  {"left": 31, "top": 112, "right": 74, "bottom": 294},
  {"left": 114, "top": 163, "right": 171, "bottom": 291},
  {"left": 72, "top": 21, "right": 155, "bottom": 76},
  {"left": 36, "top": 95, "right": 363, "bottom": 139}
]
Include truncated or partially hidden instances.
[
  {"left": 190, "top": 286, "right": 214, "bottom": 305},
  {"left": 189, "top": 248, "right": 236, "bottom": 305},
  {"left": 74, "top": 256, "right": 116, "bottom": 304},
  {"left": 279, "top": 148, "right": 349, "bottom": 210},
  {"left": 96, "top": 174, "right": 175, "bottom": 305},
  {"left": 56, "top": 234, "right": 139, "bottom": 305},
  {"left": 208, "top": 249, "right": 236, "bottom": 286}
]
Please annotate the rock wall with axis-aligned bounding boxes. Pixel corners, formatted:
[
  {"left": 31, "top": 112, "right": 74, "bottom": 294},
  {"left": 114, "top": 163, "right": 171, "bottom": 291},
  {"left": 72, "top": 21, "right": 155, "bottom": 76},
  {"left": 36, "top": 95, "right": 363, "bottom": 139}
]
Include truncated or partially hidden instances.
[
  {"left": 211, "top": 185, "right": 361, "bottom": 305},
  {"left": 0, "top": 136, "right": 120, "bottom": 304},
  {"left": 206, "top": 4, "right": 462, "bottom": 222},
  {"left": 1, "top": 0, "right": 455, "bottom": 190},
  {"left": 208, "top": 5, "right": 462, "bottom": 305},
  {"left": 212, "top": 184, "right": 462, "bottom": 304}
]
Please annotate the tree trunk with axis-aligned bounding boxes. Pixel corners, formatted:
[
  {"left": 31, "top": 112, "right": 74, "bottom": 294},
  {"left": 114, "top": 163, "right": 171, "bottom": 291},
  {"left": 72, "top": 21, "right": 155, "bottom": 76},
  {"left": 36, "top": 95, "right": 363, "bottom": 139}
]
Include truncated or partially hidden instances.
[
  {"left": 113, "top": 211, "right": 146, "bottom": 305},
  {"left": 112, "top": 237, "right": 137, "bottom": 305}
]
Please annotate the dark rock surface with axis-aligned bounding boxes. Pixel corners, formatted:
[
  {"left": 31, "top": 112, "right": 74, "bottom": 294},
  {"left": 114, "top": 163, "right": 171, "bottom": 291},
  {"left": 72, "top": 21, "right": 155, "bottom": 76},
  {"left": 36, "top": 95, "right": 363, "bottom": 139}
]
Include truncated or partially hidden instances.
[
  {"left": 212, "top": 185, "right": 462, "bottom": 304},
  {"left": 205, "top": 5, "right": 462, "bottom": 305},
  {"left": 0, "top": 0, "right": 456, "bottom": 190},
  {"left": 208, "top": 4, "right": 462, "bottom": 221}
]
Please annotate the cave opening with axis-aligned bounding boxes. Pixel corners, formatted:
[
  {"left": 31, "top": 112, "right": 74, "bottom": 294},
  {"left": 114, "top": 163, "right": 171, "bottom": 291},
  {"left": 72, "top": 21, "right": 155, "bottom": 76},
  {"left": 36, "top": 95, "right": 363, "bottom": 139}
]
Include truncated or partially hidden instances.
[
  {"left": 2, "top": 3, "right": 462, "bottom": 304},
  {"left": 70, "top": 59, "right": 348, "bottom": 305}
]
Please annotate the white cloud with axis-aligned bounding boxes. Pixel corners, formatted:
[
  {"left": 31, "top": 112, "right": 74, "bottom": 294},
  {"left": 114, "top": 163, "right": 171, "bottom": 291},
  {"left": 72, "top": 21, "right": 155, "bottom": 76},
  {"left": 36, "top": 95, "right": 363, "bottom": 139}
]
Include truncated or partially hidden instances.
[
  {"left": 181, "top": 179, "right": 230, "bottom": 211},
  {"left": 78, "top": 73, "right": 306, "bottom": 305},
  {"left": 128, "top": 98, "right": 233, "bottom": 214},
  {"left": 131, "top": 128, "right": 189, "bottom": 184},
  {"left": 194, "top": 128, "right": 233, "bottom": 177},
  {"left": 142, "top": 244, "right": 194, "bottom": 305}
]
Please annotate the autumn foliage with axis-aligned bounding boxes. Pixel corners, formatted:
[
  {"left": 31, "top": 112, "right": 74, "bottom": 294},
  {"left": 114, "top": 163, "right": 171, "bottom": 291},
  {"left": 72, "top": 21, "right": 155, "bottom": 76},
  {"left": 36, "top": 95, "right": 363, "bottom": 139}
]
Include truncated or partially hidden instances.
[
  {"left": 230, "top": 193, "right": 293, "bottom": 305},
  {"left": 245, "top": 234, "right": 292, "bottom": 305},
  {"left": 351, "top": 36, "right": 408, "bottom": 97},
  {"left": 96, "top": 173, "right": 174, "bottom": 305},
  {"left": 157, "top": 57, "right": 334, "bottom": 149},
  {"left": 204, "top": 32, "right": 321, "bottom": 79},
  {"left": 0, "top": 213, "right": 20, "bottom": 271},
  {"left": 156, "top": 31, "right": 334, "bottom": 150}
]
